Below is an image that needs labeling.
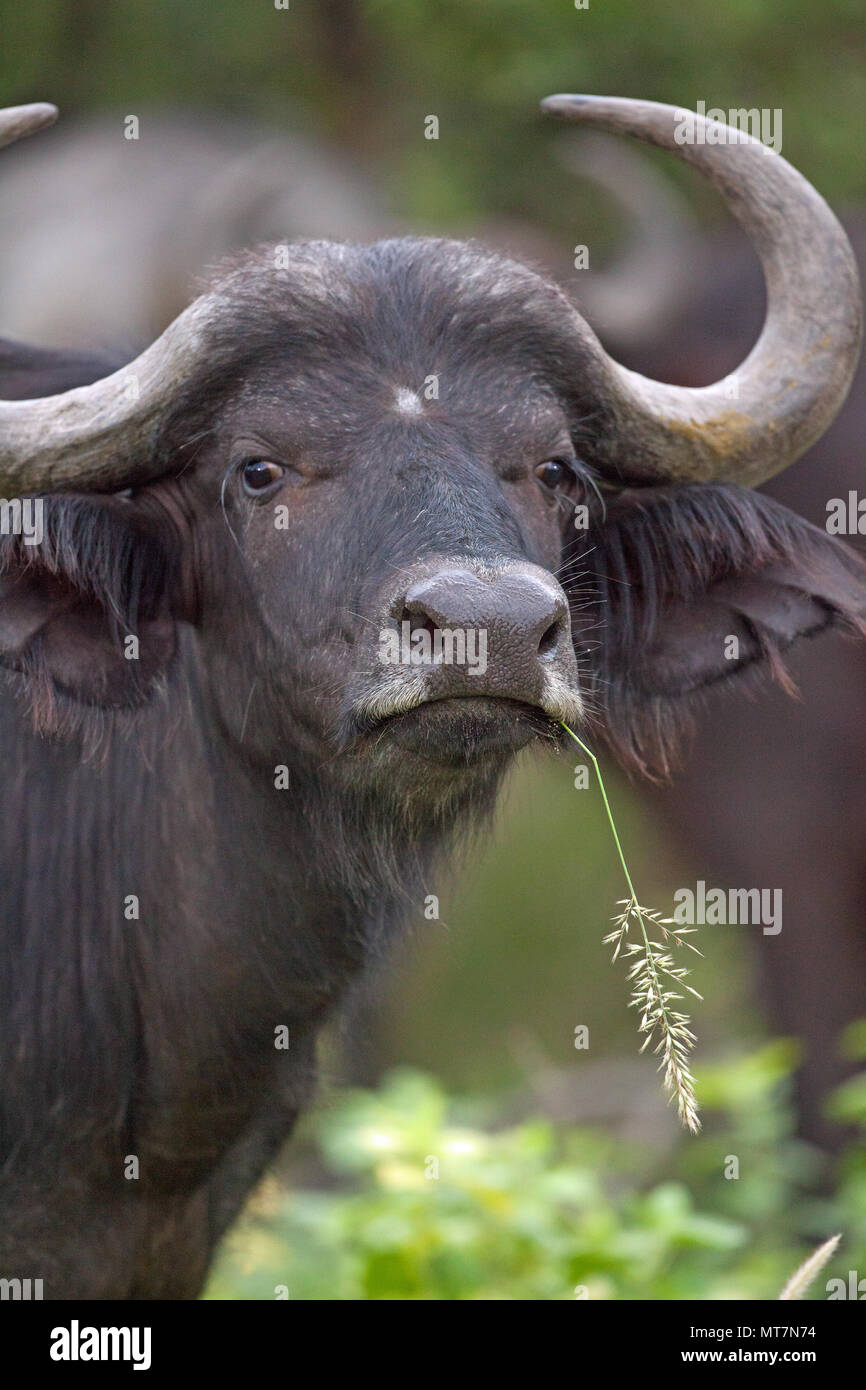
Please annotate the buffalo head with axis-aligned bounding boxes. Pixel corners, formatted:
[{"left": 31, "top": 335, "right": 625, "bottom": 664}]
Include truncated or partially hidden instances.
[{"left": 0, "top": 96, "right": 863, "bottom": 801}]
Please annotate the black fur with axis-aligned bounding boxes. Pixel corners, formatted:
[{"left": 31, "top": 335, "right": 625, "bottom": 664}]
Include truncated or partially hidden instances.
[{"left": 567, "top": 483, "right": 866, "bottom": 774}]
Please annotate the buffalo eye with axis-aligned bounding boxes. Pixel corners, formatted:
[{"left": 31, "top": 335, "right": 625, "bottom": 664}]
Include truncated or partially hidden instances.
[
  {"left": 534, "top": 458, "right": 575, "bottom": 491},
  {"left": 241, "top": 459, "right": 285, "bottom": 495}
]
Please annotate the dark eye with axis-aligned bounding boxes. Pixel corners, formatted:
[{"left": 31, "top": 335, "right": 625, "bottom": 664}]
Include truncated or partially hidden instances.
[
  {"left": 534, "top": 458, "right": 575, "bottom": 491},
  {"left": 241, "top": 459, "right": 285, "bottom": 495}
]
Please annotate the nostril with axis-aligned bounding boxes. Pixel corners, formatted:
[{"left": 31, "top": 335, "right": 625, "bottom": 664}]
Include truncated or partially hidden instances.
[
  {"left": 400, "top": 606, "right": 438, "bottom": 640},
  {"left": 537, "top": 618, "right": 562, "bottom": 658}
]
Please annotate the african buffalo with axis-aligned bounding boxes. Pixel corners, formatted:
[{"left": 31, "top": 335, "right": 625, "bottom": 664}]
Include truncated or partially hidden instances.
[{"left": 0, "top": 94, "right": 863, "bottom": 1298}]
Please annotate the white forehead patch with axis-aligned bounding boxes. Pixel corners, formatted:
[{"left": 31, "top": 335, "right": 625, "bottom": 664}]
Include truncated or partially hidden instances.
[{"left": 393, "top": 386, "right": 424, "bottom": 417}]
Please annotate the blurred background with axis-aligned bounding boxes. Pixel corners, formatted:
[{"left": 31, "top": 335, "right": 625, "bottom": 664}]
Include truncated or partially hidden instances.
[{"left": 2, "top": 0, "right": 865, "bottom": 1298}]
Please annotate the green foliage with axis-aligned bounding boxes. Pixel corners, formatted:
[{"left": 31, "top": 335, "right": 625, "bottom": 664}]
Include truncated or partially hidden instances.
[{"left": 204, "top": 1038, "right": 866, "bottom": 1300}]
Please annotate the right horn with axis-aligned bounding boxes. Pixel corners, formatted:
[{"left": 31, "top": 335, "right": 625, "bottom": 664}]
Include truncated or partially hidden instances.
[{"left": 541, "top": 95, "right": 862, "bottom": 488}]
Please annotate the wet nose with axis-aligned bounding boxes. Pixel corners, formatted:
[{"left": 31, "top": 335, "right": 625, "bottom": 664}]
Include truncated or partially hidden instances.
[{"left": 398, "top": 563, "right": 576, "bottom": 707}]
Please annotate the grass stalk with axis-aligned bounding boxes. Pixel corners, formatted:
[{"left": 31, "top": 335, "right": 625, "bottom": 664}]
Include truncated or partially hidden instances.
[{"left": 561, "top": 722, "right": 702, "bottom": 1134}]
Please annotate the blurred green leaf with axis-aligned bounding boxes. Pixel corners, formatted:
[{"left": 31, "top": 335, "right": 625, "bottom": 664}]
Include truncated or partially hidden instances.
[{"left": 205, "top": 1046, "right": 866, "bottom": 1300}]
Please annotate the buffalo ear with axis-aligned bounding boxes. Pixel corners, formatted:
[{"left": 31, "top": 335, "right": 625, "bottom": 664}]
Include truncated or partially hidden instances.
[
  {"left": 0, "top": 494, "right": 184, "bottom": 730},
  {"left": 569, "top": 483, "right": 866, "bottom": 774},
  {"left": 623, "top": 562, "right": 856, "bottom": 698}
]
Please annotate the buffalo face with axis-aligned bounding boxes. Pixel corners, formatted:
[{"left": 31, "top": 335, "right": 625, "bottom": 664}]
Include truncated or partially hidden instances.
[
  {"left": 150, "top": 240, "right": 593, "bottom": 783},
  {"left": 2, "top": 237, "right": 865, "bottom": 800}
]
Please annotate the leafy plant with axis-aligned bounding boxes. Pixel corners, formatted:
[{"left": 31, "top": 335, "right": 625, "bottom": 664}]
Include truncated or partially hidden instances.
[
  {"left": 204, "top": 1069, "right": 742, "bottom": 1301},
  {"left": 204, "top": 1040, "right": 866, "bottom": 1300}
]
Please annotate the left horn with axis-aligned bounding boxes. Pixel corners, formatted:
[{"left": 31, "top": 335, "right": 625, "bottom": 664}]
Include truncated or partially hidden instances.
[{"left": 541, "top": 94, "right": 862, "bottom": 487}]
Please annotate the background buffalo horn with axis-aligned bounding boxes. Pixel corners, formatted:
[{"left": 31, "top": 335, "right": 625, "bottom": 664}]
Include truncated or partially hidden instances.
[
  {"left": 557, "top": 130, "right": 697, "bottom": 351},
  {"left": 0, "top": 103, "right": 228, "bottom": 495},
  {"left": 542, "top": 94, "right": 862, "bottom": 486}
]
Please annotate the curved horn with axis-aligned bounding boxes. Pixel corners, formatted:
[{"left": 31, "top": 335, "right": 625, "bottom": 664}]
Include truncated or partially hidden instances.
[
  {"left": 0, "top": 104, "right": 224, "bottom": 495},
  {"left": 541, "top": 95, "right": 862, "bottom": 486}
]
